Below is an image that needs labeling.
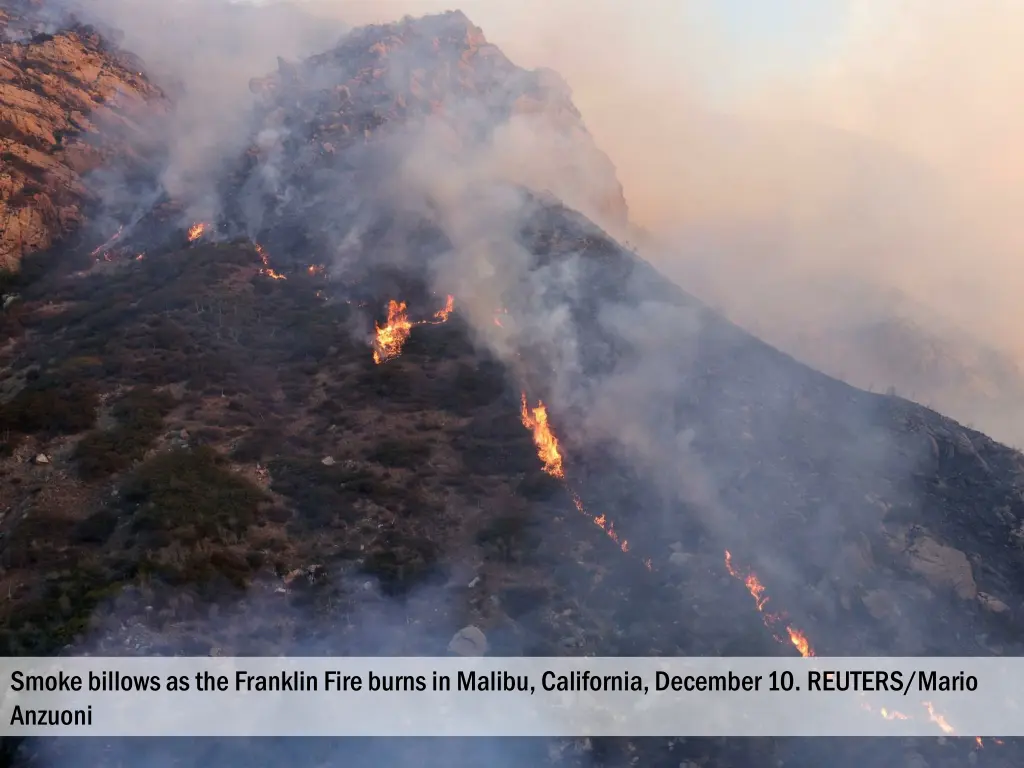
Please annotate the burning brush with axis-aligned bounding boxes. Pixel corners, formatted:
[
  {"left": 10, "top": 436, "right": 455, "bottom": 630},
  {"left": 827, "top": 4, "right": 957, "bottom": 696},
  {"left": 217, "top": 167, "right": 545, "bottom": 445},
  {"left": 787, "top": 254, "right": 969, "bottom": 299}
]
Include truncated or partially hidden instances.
[
  {"left": 254, "top": 243, "right": 286, "bottom": 280},
  {"left": 89, "top": 225, "right": 124, "bottom": 259},
  {"left": 723, "top": 550, "right": 814, "bottom": 657},
  {"left": 371, "top": 295, "right": 455, "bottom": 364},
  {"left": 520, "top": 392, "right": 650, "bottom": 567}
]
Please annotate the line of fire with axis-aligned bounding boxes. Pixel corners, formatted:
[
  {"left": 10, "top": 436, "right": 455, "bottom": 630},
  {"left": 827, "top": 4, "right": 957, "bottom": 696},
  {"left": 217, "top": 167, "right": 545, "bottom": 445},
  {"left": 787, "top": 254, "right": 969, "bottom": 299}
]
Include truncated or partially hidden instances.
[
  {"left": 84, "top": 220, "right": 993, "bottom": 748},
  {"left": 366, "top": 292, "right": 989, "bottom": 744}
]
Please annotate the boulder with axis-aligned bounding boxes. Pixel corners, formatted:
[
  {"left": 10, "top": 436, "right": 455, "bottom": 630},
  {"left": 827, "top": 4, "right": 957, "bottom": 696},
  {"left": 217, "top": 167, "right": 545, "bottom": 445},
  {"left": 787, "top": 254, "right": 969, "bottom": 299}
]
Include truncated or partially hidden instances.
[
  {"left": 977, "top": 592, "right": 1010, "bottom": 614},
  {"left": 906, "top": 535, "right": 977, "bottom": 600},
  {"left": 447, "top": 625, "right": 487, "bottom": 656}
]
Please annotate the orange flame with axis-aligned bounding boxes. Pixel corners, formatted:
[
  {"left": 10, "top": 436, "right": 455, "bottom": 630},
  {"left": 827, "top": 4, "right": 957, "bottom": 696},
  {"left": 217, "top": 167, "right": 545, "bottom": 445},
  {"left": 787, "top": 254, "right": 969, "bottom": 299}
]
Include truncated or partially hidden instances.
[
  {"left": 433, "top": 294, "right": 454, "bottom": 322},
  {"left": 974, "top": 738, "right": 1005, "bottom": 748},
  {"left": 372, "top": 296, "right": 454, "bottom": 364},
  {"left": 373, "top": 300, "right": 413, "bottom": 364},
  {"left": 520, "top": 393, "right": 564, "bottom": 478},
  {"left": 880, "top": 708, "right": 910, "bottom": 721},
  {"left": 721, "top": 554, "right": 984, "bottom": 741},
  {"left": 187, "top": 222, "right": 206, "bottom": 242},
  {"left": 308, "top": 264, "right": 325, "bottom": 276},
  {"left": 90, "top": 225, "right": 124, "bottom": 258},
  {"left": 923, "top": 702, "right": 955, "bottom": 735},
  {"left": 786, "top": 627, "right": 813, "bottom": 657},
  {"left": 724, "top": 551, "right": 815, "bottom": 657},
  {"left": 254, "top": 243, "right": 287, "bottom": 280},
  {"left": 519, "top": 393, "right": 647, "bottom": 564}
]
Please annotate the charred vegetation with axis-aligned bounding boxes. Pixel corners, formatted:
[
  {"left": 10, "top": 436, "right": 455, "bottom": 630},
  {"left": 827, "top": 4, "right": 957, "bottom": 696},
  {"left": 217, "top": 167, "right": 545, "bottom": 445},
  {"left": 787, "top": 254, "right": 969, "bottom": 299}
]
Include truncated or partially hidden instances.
[{"left": 0, "top": 5, "right": 1022, "bottom": 768}]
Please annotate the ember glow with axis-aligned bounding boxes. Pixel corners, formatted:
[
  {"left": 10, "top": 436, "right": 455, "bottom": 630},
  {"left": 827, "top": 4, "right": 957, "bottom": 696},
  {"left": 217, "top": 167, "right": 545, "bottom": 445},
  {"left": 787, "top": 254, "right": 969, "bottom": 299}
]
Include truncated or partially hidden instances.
[
  {"left": 371, "top": 295, "right": 455, "bottom": 364},
  {"left": 187, "top": 222, "right": 206, "bottom": 242},
  {"left": 976, "top": 738, "right": 1005, "bottom": 748},
  {"left": 880, "top": 708, "right": 909, "bottom": 721},
  {"left": 255, "top": 243, "right": 287, "bottom": 280},
  {"left": 89, "top": 224, "right": 124, "bottom": 258},
  {"left": 723, "top": 550, "right": 815, "bottom": 657},
  {"left": 307, "top": 264, "right": 325, "bottom": 276}
]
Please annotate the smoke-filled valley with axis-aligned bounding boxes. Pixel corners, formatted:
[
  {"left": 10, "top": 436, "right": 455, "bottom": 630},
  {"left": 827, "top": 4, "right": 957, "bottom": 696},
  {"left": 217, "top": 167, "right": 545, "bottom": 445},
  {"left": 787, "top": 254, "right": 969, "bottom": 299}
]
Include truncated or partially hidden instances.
[{"left": 1, "top": 1, "right": 1023, "bottom": 766}]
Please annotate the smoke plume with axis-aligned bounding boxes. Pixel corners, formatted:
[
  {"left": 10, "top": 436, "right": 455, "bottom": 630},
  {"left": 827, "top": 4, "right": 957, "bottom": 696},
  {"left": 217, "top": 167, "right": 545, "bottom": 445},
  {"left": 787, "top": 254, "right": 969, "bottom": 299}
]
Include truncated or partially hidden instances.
[
  {"left": 69, "top": 0, "right": 1024, "bottom": 444},
  {"left": 9, "top": 5, "right": 1016, "bottom": 767}
]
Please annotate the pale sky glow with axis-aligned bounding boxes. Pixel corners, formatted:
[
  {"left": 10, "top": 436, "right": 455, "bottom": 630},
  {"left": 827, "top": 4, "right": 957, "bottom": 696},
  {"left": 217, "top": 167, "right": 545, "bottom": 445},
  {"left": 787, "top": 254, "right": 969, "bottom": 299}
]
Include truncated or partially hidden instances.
[{"left": 696, "top": 0, "right": 850, "bottom": 102}]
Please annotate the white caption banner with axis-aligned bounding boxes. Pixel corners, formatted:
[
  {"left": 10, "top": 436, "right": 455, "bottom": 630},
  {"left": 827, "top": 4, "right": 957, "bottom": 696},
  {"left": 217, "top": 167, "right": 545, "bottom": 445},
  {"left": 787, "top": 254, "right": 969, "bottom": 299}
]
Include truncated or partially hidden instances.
[{"left": 0, "top": 657, "right": 1018, "bottom": 737}]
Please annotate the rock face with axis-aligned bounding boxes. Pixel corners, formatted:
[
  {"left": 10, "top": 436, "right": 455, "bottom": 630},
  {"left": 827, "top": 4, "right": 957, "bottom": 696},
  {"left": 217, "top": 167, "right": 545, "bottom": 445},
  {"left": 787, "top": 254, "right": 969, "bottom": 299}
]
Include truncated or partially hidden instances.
[
  {"left": 236, "top": 10, "right": 628, "bottom": 249},
  {"left": 905, "top": 534, "right": 978, "bottom": 600},
  {"left": 0, "top": 1, "right": 164, "bottom": 271}
]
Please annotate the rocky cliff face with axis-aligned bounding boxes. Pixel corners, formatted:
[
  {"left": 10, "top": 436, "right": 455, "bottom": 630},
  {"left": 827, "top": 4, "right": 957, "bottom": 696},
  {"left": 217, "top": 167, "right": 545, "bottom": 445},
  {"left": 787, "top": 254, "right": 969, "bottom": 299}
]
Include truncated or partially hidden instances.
[
  {"left": 238, "top": 10, "right": 627, "bottom": 245},
  {"left": 0, "top": 0, "right": 164, "bottom": 271}
]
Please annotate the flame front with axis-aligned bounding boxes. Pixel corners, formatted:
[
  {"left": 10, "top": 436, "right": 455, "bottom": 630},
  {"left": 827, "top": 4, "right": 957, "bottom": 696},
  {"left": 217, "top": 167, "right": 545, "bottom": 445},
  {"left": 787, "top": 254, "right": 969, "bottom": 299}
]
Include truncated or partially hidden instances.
[
  {"left": 255, "top": 243, "right": 287, "bottom": 280},
  {"left": 373, "top": 300, "right": 413, "bottom": 364},
  {"left": 519, "top": 392, "right": 647, "bottom": 564},
  {"left": 433, "top": 294, "right": 454, "bottom": 322},
  {"left": 923, "top": 702, "right": 955, "bottom": 735},
  {"left": 187, "top": 222, "right": 206, "bottom": 242},
  {"left": 723, "top": 551, "right": 815, "bottom": 657},
  {"left": 721, "top": 552, "right": 991, "bottom": 743},
  {"left": 371, "top": 295, "right": 454, "bottom": 364},
  {"left": 90, "top": 225, "right": 124, "bottom": 258},
  {"left": 520, "top": 393, "right": 564, "bottom": 478}
]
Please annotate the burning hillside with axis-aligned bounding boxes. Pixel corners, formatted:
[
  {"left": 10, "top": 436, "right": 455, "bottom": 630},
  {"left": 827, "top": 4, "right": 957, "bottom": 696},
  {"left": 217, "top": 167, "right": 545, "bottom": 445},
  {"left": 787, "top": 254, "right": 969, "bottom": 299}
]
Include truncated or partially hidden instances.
[{"left": 0, "top": 5, "right": 1022, "bottom": 768}]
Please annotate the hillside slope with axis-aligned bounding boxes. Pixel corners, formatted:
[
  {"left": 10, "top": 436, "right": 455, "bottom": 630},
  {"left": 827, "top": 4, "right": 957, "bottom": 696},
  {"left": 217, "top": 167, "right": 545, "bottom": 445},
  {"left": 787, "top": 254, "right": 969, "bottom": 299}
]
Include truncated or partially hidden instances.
[
  {"left": 0, "top": 0, "right": 165, "bottom": 270},
  {"left": 0, "top": 8, "right": 1022, "bottom": 768}
]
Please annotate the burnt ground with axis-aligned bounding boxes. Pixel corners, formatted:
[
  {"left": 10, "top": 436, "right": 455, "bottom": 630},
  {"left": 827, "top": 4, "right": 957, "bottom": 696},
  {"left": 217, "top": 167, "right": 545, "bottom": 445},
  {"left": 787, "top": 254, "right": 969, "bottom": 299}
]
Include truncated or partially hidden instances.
[{"left": 0, "top": 206, "right": 1021, "bottom": 768}]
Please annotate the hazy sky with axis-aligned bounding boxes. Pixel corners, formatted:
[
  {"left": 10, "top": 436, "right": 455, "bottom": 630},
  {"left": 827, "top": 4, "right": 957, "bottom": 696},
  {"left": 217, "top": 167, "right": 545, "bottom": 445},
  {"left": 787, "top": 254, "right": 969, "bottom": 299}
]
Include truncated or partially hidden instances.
[
  {"left": 699, "top": 0, "right": 849, "bottom": 102},
  {"left": 272, "top": 0, "right": 852, "bottom": 102},
  {"left": 140, "top": 0, "right": 1024, "bottom": 366}
]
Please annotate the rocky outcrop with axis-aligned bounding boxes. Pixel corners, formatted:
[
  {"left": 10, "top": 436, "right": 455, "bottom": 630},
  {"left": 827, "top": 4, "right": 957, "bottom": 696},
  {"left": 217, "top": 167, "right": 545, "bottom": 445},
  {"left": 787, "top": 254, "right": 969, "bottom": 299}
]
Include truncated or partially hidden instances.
[
  {"left": 237, "top": 10, "right": 627, "bottom": 245},
  {"left": 0, "top": 1, "right": 164, "bottom": 270},
  {"left": 903, "top": 532, "right": 978, "bottom": 600}
]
